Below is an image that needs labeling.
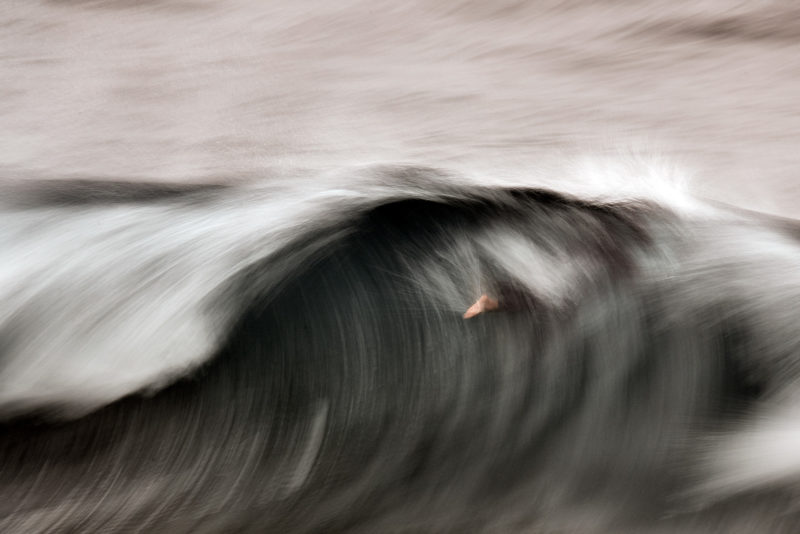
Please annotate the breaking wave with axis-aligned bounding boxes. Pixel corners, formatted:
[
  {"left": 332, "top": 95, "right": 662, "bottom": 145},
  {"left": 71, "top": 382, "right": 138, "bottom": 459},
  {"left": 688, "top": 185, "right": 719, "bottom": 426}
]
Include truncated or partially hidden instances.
[{"left": 2, "top": 162, "right": 800, "bottom": 533}]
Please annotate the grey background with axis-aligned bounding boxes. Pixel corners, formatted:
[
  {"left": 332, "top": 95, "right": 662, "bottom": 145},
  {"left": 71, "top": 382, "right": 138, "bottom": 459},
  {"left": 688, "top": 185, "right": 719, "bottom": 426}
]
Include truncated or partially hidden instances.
[{"left": 2, "top": 1, "right": 799, "bottom": 214}]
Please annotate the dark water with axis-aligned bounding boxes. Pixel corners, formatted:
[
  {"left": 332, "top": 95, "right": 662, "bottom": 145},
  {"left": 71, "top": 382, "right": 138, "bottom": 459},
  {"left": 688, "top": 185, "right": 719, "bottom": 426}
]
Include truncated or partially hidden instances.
[{"left": 1, "top": 167, "right": 800, "bottom": 532}]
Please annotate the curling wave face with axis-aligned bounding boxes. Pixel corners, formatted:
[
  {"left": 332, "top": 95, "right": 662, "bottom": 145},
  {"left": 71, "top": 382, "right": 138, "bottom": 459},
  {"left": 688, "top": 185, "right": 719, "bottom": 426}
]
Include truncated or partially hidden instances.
[{"left": 2, "top": 164, "right": 800, "bottom": 532}]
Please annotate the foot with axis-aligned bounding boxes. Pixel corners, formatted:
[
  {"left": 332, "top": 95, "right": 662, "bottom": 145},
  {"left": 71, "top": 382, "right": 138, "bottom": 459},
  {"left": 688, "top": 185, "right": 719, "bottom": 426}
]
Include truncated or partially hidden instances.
[{"left": 463, "top": 294, "right": 499, "bottom": 319}]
